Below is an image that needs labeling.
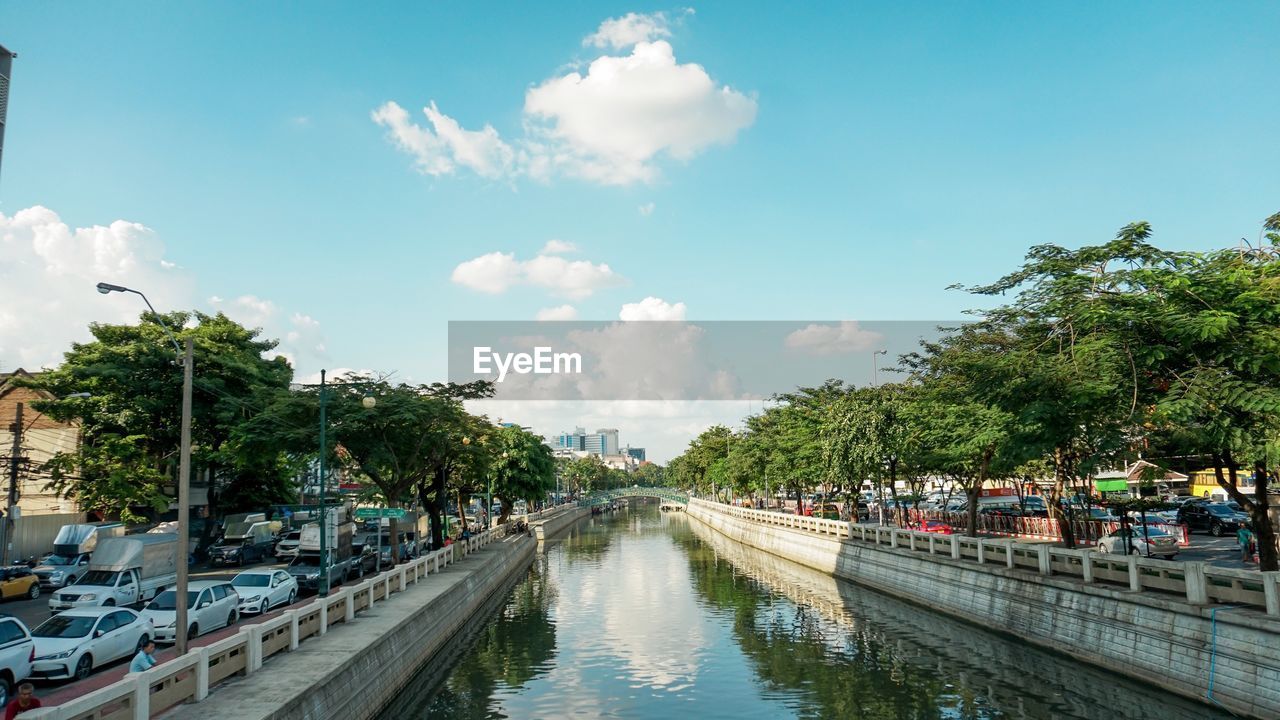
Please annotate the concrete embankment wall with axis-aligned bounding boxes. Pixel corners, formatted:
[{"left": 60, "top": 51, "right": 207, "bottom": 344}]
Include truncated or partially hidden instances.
[
  {"left": 686, "top": 501, "right": 1280, "bottom": 720},
  {"left": 166, "top": 534, "right": 536, "bottom": 720},
  {"left": 532, "top": 505, "right": 591, "bottom": 543}
]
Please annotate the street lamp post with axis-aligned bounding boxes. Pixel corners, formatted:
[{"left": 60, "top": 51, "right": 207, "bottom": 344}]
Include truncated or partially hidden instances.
[
  {"left": 96, "top": 282, "right": 193, "bottom": 654},
  {"left": 873, "top": 349, "right": 888, "bottom": 387},
  {"left": 311, "top": 370, "right": 375, "bottom": 596}
]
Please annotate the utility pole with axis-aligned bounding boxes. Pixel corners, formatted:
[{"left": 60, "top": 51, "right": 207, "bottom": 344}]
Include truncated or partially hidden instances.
[
  {"left": 4, "top": 402, "right": 23, "bottom": 565},
  {"left": 175, "top": 338, "right": 193, "bottom": 655}
]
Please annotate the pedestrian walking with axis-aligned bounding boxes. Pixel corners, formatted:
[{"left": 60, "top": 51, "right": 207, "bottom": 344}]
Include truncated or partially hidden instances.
[
  {"left": 1237, "top": 522, "right": 1255, "bottom": 563},
  {"left": 4, "top": 683, "right": 41, "bottom": 719},
  {"left": 130, "top": 639, "right": 157, "bottom": 673}
]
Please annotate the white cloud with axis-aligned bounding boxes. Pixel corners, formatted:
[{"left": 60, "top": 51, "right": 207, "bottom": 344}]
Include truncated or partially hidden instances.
[
  {"left": 452, "top": 249, "right": 624, "bottom": 300},
  {"left": 371, "top": 101, "right": 515, "bottom": 179},
  {"left": 0, "top": 205, "right": 330, "bottom": 379},
  {"left": 619, "top": 297, "right": 687, "bottom": 321},
  {"left": 784, "top": 321, "right": 884, "bottom": 356},
  {"left": 638, "top": 202, "right": 655, "bottom": 216},
  {"left": 540, "top": 239, "right": 577, "bottom": 254},
  {"left": 374, "top": 14, "right": 756, "bottom": 186},
  {"left": 0, "top": 206, "right": 192, "bottom": 371},
  {"left": 536, "top": 305, "right": 579, "bottom": 321},
  {"left": 584, "top": 11, "right": 672, "bottom": 50},
  {"left": 450, "top": 252, "right": 523, "bottom": 294}
]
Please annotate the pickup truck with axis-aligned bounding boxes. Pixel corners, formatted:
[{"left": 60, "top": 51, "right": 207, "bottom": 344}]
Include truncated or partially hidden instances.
[
  {"left": 48, "top": 534, "right": 178, "bottom": 613},
  {"left": 32, "top": 523, "right": 125, "bottom": 589}
]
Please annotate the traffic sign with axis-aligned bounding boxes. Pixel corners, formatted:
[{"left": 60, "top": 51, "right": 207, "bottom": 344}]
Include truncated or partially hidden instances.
[{"left": 354, "top": 507, "right": 406, "bottom": 520}]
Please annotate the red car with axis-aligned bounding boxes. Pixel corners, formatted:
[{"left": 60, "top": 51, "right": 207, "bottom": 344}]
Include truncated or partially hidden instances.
[{"left": 914, "top": 520, "right": 954, "bottom": 535}]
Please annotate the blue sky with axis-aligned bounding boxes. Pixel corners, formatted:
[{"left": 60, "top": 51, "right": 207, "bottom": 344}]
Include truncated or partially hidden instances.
[{"left": 2, "top": 2, "right": 1278, "bottom": 458}]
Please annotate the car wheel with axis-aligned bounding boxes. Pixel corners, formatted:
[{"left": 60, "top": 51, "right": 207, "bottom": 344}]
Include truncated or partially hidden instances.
[
  {"left": 1211, "top": 522, "right": 1224, "bottom": 537},
  {"left": 1096, "top": 543, "right": 1107, "bottom": 553},
  {"left": 0, "top": 674, "right": 11, "bottom": 708},
  {"left": 136, "top": 634, "right": 150, "bottom": 653},
  {"left": 103, "top": 599, "right": 115, "bottom": 607},
  {"left": 28, "top": 583, "right": 40, "bottom": 599},
  {"left": 189, "top": 623, "right": 199, "bottom": 638},
  {"left": 74, "top": 654, "right": 93, "bottom": 680},
  {"left": 287, "top": 588, "right": 296, "bottom": 605}
]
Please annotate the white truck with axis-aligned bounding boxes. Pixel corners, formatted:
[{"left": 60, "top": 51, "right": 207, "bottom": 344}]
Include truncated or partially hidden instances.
[
  {"left": 32, "top": 523, "right": 127, "bottom": 589},
  {"left": 47, "top": 534, "right": 178, "bottom": 613}
]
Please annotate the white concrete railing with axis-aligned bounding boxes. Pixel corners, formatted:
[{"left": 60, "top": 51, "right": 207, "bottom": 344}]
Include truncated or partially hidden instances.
[
  {"left": 24, "top": 524, "right": 512, "bottom": 720},
  {"left": 689, "top": 498, "right": 1280, "bottom": 617}
]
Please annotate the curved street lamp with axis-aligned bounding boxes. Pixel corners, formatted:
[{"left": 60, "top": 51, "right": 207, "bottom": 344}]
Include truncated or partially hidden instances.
[{"left": 96, "top": 281, "right": 194, "bottom": 655}]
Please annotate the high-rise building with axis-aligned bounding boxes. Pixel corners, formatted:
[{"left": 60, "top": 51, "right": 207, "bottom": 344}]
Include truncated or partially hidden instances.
[
  {"left": 555, "top": 426, "right": 586, "bottom": 451},
  {"left": 597, "top": 428, "right": 619, "bottom": 456},
  {"left": 625, "top": 447, "right": 646, "bottom": 462},
  {"left": 0, "top": 45, "right": 14, "bottom": 186}
]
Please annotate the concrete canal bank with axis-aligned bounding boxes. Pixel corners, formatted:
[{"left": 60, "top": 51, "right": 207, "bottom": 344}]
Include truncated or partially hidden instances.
[{"left": 686, "top": 499, "right": 1280, "bottom": 720}]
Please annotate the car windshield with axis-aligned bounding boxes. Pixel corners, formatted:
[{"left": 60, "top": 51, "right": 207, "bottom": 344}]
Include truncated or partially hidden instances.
[
  {"left": 78, "top": 570, "right": 119, "bottom": 586},
  {"left": 1206, "top": 505, "right": 1236, "bottom": 516},
  {"left": 43, "top": 554, "right": 77, "bottom": 566},
  {"left": 285, "top": 532, "right": 301, "bottom": 541},
  {"left": 147, "top": 590, "right": 198, "bottom": 610},
  {"left": 33, "top": 615, "right": 95, "bottom": 638},
  {"left": 233, "top": 574, "right": 270, "bottom": 588},
  {"left": 1118, "top": 526, "right": 1171, "bottom": 537}
]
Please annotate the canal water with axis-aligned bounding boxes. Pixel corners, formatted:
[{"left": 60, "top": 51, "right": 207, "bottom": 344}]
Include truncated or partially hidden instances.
[{"left": 380, "top": 504, "right": 1230, "bottom": 720}]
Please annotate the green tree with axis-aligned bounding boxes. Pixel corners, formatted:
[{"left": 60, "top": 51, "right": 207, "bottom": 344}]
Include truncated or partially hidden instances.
[
  {"left": 29, "top": 312, "right": 294, "bottom": 523},
  {"left": 487, "top": 424, "right": 556, "bottom": 522}
]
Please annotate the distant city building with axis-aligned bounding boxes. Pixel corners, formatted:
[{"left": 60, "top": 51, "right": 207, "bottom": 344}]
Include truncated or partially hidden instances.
[
  {"left": 560, "top": 427, "right": 619, "bottom": 456},
  {"left": 625, "top": 447, "right": 646, "bottom": 462},
  {"left": 0, "top": 45, "right": 13, "bottom": 185}
]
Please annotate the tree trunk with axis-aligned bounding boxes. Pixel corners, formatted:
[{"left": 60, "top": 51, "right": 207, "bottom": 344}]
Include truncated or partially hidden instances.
[
  {"left": 886, "top": 459, "right": 902, "bottom": 527},
  {"left": 1216, "top": 455, "right": 1277, "bottom": 572},
  {"left": 418, "top": 466, "right": 448, "bottom": 550},
  {"left": 388, "top": 510, "right": 400, "bottom": 563},
  {"left": 498, "top": 497, "right": 512, "bottom": 524},
  {"left": 1050, "top": 447, "right": 1078, "bottom": 549}
]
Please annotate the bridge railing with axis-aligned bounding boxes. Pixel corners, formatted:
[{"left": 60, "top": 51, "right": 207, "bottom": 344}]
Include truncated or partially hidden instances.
[
  {"left": 689, "top": 498, "right": 1280, "bottom": 617},
  {"left": 23, "top": 523, "right": 514, "bottom": 720}
]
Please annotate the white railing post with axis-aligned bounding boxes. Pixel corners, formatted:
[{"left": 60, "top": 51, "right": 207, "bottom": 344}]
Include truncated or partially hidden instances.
[
  {"left": 1005, "top": 541, "right": 1015, "bottom": 569},
  {"left": 976, "top": 539, "right": 986, "bottom": 565},
  {"left": 1036, "top": 545, "right": 1052, "bottom": 575},
  {"left": 951, "top": 536, "right": 962, "bottom": 559},
  {"left": 1265, "top": 572, "right": 1280, "bottom": 617},
  {"left": 398, "top": 566, "right": 407, "bottom": 592},
  {"left": 1127, "top": 554, "right": 1142, "bottom": 591},
  {"left": 196, "top": 647, "right": 211, "bottom": 700},
  {"left": 928, "top": 535, "right": 936, "bottom": 555},
  {"left": 344, "top": 587, "right": 355, "bottom": 621},
  {"left": 131, "top": 672, "right": 150, "bottom": 718},
  {"left": 1081, "top": 551, "right": 1095, "bottom": 583},
  {"left": 318, "top": 601, "right": 328, "bottom": 636},
  {"left": 288, "top": 610, "right": 300, "bottom": 651},
  {"left": 246, "top": 626, "right": 264, "bottom": 673},
  {"left": 890, "top": 529, "right": 899, "bottom": 548},
  {"left": 1184, "top": 561, "right": 1208, "bottom": 604}
]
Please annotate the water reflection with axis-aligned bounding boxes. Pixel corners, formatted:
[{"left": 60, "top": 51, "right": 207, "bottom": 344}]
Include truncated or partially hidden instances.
[
  {"left": 681, "top": 513, "right": 1230, "bottom": 720},
  {"left": 385, "top": 504, "right": 1228, "bottom": 720}
]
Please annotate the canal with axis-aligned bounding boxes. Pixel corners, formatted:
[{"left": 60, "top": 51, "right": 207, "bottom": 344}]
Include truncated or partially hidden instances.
[{"left": 380, "top": 504, "right": 1230, "bottom": 719}]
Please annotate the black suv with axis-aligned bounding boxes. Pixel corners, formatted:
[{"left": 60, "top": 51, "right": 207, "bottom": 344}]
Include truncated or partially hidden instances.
[{"left": 1177, "top": 502, "right": 1247, "bottom": 536}]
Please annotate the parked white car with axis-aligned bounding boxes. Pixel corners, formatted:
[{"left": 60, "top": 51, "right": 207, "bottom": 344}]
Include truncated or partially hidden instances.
[
  {"left": 1097, "top": 525, "right": 1179, "bottom": 560},
  {"left": 274, "top": 530, "right": 303, "bottom": 561},
  {"left": 139, "top": 580, "right": 239, "bottom": 643},
  {"left": 30, "top": 607, "right": 152, "bottom": 681},
  {"left": 0, "top": 615, "right": 34, "bottom": 706},
  {"left": 231, "top": 569, "right": 298, "bottom": 615}
]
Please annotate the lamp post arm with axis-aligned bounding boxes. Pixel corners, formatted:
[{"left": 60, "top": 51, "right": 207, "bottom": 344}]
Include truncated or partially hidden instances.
[{"left": 129, "top": 289, "right": 184, "bottom": 360}]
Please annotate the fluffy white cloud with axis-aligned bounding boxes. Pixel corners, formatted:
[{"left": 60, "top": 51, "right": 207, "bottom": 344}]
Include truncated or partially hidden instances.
[
  {"left": 374, "top": 13, "right": 755, "bottom": 186},
  {"left": 450, "top": 252, "right": 523, "bottom": 294},
  {"left": 535, "top": 304, "right": 579, "bottom": 321},
  {"left": 452, "top": 248, "right": 624, "bottom": 300},
  {"left": 0, "top": 206, "right": 192, "bottom": 371},
  {"left": 524, "top": 40, "right": 757, "bottom": 184},
  {"left": 584, "top": 11, "right": 672, "bottom": 49},
  {"left": 0, "top": 205, "right": 329, "bottom": 378},
  {"left": 619, "top": 296, "right": 686, "bottom": 321},
  {"left": 784, "top": 321, "right": 883, "bottom": 356},
  {"left": 371, "top": 101, "right": 514, "bottom": 179},
  {"left": 540, "top": 239, "right": 577, "bottom": 254}
]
